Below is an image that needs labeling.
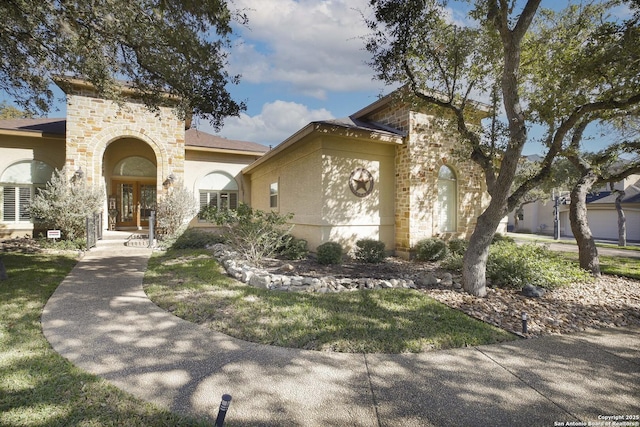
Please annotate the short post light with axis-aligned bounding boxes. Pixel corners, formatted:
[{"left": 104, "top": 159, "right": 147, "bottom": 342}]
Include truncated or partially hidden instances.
[
  {"left": 215, "top": 394, "right": 232, "bottom": 427},
  {"left": 521, "top": 312, "right": 528, "bottom": 334}
]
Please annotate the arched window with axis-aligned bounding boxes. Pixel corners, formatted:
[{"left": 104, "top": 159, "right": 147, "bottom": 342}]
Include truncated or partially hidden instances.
[
  {"left": 199, "top": 172, "right": 238, "bottom": 215},
  {"left": 113, "top": 156, "right": 156, "bottom": 177},
  {"left": 437, "top": 165, "right": 457, "bottom": 232},
  {"left": 1, "top": 160, "right": 54, "bottom": 222}
]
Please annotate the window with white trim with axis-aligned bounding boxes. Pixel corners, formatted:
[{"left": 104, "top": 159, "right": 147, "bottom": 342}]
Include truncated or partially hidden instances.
[
  {"left": 269, "top": 182, "right": 278, "bottom": 209},
  {"left": 1, "top": 160, "right": 54, "bottom": 223},
  {"left": 437, "top": 165, "right": 457, "bottom": 232},
  {"left": 198, "top": 172, "right": 239, "bottom": 220},
  {"left": 199, "top": 191, "right": 238, "bottom": 210}
]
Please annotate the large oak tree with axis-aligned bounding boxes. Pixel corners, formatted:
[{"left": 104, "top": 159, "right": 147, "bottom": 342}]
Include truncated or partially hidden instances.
[
  {"left": 0, "top": 0, "right": 245, "bottom": 127},
  {"left": 366, "top": 0, "right": 640, "bottom": 296}
]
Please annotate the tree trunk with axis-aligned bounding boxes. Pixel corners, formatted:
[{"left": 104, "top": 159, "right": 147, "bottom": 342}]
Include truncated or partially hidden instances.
[
  {"left": 569, "top": 172, "right": 601, "bottom": 276},
  {"left": 463, "top": 202, "right": 505, "bottom": 297},
  {"left": 614, "top": 189, "right": 626, "bottom": 247}
]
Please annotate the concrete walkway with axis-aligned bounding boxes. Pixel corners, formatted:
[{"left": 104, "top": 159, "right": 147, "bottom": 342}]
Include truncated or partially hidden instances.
[{"left": 42, "top": 232, "right": 640, "bottom": 426}]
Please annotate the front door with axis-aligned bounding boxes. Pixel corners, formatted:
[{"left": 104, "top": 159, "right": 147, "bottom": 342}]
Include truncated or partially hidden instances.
[{"left": 113, "top": 180, "right": 156, "bottom": 228}]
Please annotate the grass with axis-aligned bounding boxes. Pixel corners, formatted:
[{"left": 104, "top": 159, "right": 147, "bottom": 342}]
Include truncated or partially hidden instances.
[
  {"left": 557, "top": 252, "right": 640, "bottom": 280},
  {"left": 509, "top": 232, "right": 640, "bottom": 252},
  {"left": 0, "top": 251, "right": 208, "bottom": 427},
  {"left": 143, "top": 249, "right": 516, "bottom": 353}
]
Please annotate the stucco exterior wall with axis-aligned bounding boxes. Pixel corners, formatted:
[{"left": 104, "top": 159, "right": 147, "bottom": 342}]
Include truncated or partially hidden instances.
[
  {"left": 248, "top": 138, "right": 324, "bottom": 248},
  {"left": 247, "top": 134, "right": 396, "bottom": 253},
  {"left": 0, "top": 135, "right": 66, "bottom": 172},
  {"left": 319, "top": 138, "right": 395, "bottom": 253},
  {"left": 185, "top": 150, "right": 262, "bottom": 228},
  {"left": 0, "top": 134, "right": 66, "bottom": 237}
]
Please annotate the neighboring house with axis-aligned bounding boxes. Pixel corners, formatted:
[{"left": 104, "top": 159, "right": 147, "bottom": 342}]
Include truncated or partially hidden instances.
[
  {"left": 509, "top": 175, "right": 640, "bottom": 242},
  {"left": 0, "top": 79, "right": 500, "bottom": 256}
]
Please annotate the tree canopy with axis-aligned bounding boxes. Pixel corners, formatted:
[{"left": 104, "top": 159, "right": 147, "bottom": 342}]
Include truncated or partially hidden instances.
[
  {"left": 0, "top": 101, "right": 33, "bottom": 119},
  {"left": 366, "top": 0, "right": 640, "bottom": 296},
  {"left": 0, "top": 0, "right": 245, "bottom": 128}
]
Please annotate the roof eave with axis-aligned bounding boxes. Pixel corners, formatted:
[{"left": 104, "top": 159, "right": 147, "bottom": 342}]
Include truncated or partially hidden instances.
[
  {"left": 186, "top": 145, "right": 267, "bottom": 156},
  {"left": 242, "top": 122, "right": 404, "bottom": 175},
  {"left": 243, "top": 123, "right": 316, "bottom": 174},
  {"left": 0, "top": 128, "right": 65, "bottom": 139}
]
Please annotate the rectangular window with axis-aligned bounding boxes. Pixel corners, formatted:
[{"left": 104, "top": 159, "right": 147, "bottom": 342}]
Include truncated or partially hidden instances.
[
  {"left": 199, "top": 191, "right": 238, "bottom": 221},
  {"left": 269, "top": 182, "right": 278, "bottom": 209},
  {"left": 2, "top": 186, "right": 32, "bottom": 222}
]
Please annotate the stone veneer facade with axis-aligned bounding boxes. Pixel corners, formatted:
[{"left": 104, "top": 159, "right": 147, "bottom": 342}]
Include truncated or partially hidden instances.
[
  {"left": 367, "top": 98, "right": 488, "bottom": 257},
  {"left": 62, "top": 80, "right": 186, "bottom": 191}
]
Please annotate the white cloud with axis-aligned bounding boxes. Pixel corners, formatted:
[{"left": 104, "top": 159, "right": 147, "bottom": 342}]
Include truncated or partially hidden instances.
[
  {"left": 199, "top": 100, "right": 334, "bottom": 146},
  {"left": 228, "top": 0, "right": 377, "bottom": 99}
]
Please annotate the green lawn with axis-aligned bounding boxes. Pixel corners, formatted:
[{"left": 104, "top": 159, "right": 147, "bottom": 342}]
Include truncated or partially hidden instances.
[
  {"left": 557, "top": 252, "right": 640, "bottom": 280},
  {"left": 0, "top": 252, "right": 208, "bottom": 427},
  {"left": 143, "top": 249, "right": 516, "bottom": 353}
]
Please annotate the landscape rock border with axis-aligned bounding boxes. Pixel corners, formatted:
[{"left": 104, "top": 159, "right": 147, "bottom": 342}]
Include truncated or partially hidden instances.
[
  {"left": 209, "top": 244, "right": 640, "bottom": 338},
  {"left": 209, "top": 244, "right": 450, "bottom": 292}
]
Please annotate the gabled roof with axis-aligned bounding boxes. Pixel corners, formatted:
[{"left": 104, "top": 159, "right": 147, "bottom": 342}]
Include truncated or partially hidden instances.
[
  {"left": 0, "top": 118, "right": 267, "bottom": 154},
  {"left": 586, "top": 188, "right": 640, "bottom": 204},
  {"left": 185, "top": 128, "right": 268, "bottom": 155},
  {"left": 351, "top": 86, "right": 491, "bottom": 121},
  {"left": 0, "top": 118, "right": 66, "bottom": 137},
  {"left": 242, "top": 117, "right": 405, "bottom": 174},
  {"left": 318, "top": 116, "right": 406, "bottom": 137}
]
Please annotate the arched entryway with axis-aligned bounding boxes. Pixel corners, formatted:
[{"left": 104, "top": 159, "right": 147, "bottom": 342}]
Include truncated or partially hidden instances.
[{"left": 103, "top": 138, "right": 158, "bottom": 230}]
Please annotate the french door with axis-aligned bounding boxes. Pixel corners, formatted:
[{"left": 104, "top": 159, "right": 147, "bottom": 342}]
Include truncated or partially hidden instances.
[{"left": 113, "top": 180, "right": 156, "bottom": 228}]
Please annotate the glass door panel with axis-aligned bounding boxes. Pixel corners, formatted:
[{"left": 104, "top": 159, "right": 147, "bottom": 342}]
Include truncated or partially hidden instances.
[
  {"left": 119, "top": 183, "right": 135, "bottom": 225},
  {"left": 113, "top": 181, "right": 156, "bottom": 228},
  {"left": 140, "top": 184, "right": 156, "bottom": 224}
]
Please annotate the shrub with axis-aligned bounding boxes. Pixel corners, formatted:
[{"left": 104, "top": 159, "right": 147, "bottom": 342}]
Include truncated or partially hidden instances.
[
  {"left": 355, "top": 239, "right": 386, "bottom": 263},
  {"left": 155, "top": 184, "right": 199, "bottom": 239},
  {"left": 492, "top": 233, "right": 515, "bottom": 244},
  {"left": 440, "top": 252, "right": 464, "bottom": 272},
  {"left": 199, "top": 203, "right": 294, "bottom": 266},
  {"left": 447, "top": 238, "right": 468, "bottom": 256},
  {"left": 277, "top": 234, "right": 308, "bottom": 260},
  {"left": 171, "top": 228, "right": 226, "bottom": 249},
  {"left": 29, "top": 167, "right": 104, "bottom": 241},
  {"left": 317, "top": 241, "right": 343, "bottom": 265},
  {"left": 414, "top": 238, "right": 448, "bottom": 261},
  {"left": 487, "top": 241, "right": 592, "bottom": 289},
  {"left": 36, "top": 235, "right": 87, "bottom": 250}
]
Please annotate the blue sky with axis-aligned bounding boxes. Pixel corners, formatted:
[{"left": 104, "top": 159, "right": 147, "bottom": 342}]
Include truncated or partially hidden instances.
[
  {"left": 3, "top": 0, "right": 632, "bottom": 155},
  {"left": 196, "top": 0, "right": 632, "bottom": 153}
]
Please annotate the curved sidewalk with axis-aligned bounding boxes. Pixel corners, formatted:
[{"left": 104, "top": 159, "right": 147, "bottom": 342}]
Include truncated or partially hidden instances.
[{"left": 42, "top": 233, "right": 640, "bottom": 426}]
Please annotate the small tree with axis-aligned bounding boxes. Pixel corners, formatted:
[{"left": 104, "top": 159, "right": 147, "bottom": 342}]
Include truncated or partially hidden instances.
[
  {"left": 29, "top": 167, "right": 104, "bottom": 240},
  {"left": 155, "top": 184, "right": 199, "bottom": 238},
  {"left": 200, "top": 203, "right": 294, "bottom": 266}
]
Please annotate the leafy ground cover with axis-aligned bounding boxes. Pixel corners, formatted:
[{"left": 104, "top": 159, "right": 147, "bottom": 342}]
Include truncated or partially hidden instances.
[
  {"left": 0, "top": 251, "right": 208, "bottom": 427},
  {"left": 143, "top": 249, "right": 516, "bottom": 353}
]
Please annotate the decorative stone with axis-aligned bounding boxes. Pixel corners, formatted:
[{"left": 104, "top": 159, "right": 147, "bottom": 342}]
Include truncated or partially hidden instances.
[
  {"left": 418, "top": 272, "right": 439, "bottom": 286},
  {"left": 249, "top": 274, "right": 271, "bottom": 288},
  {"left": 521, "top": 284, "right": 546, "bottom": 298},
  {"left": 241, "top": 270, "right": 254, "bottom": 283},
  {"left": 441, "top": 273, "right": 453, "bottom": 286},
  {"left": 279, "top": 263, "right": 295, "bottom": 273}
]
